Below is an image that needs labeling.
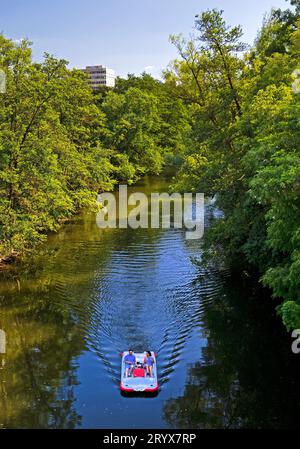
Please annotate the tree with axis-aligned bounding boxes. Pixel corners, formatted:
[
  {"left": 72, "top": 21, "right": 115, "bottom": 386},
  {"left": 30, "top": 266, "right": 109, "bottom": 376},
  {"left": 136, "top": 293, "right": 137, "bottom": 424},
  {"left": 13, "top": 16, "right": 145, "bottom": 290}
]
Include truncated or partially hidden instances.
[
  {"left": 0, "top": 36, "right": 114, "bottom": 257},
  {"left": 170, "top": 6, "right": 300, "bottom": 330}
]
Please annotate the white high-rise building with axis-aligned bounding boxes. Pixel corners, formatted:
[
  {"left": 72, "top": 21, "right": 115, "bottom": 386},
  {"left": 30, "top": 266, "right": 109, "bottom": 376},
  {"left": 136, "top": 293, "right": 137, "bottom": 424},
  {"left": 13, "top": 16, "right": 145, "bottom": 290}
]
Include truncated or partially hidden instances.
[{"left": 81, "top": 65, "right": 116, "bottom": 89}]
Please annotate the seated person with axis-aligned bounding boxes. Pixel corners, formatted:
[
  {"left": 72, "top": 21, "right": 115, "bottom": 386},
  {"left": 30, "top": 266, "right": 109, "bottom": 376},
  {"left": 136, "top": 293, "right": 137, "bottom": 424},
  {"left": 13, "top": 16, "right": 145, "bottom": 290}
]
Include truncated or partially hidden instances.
[
  {"left": 144, "top": 351, "right": 154, "bottom": 377},
  {"left": 124, "top": 349, "right": 136, "bottom": 378}
]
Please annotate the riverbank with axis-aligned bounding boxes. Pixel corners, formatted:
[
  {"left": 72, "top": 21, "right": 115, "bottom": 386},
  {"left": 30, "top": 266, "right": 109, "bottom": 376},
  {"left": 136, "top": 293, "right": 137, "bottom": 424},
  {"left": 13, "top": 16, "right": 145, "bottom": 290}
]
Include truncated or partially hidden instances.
[
  {"left": 0, "top": 252, "right": 20, "bottom": 267},
  {"left": 0, "top": 216, "right": 75, "bottom": 270},
  {"left": 1, "top": 175, "right": 300, "bottom": 428},
  {"left": 0, "top": 168, "right": 179, "bottom": 272}
]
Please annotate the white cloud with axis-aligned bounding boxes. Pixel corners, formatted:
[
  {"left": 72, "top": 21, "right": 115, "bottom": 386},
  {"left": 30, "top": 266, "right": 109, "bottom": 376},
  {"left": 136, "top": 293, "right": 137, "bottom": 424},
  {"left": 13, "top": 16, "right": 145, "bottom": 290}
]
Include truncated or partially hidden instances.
[{"left": 143, "top": 65, "right": 154, "bottom": 71}]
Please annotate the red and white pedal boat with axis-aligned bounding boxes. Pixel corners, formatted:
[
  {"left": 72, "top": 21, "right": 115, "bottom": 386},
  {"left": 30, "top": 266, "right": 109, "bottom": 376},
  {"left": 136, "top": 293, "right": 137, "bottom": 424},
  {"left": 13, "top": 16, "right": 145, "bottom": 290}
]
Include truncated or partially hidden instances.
[{"left": 120, "top": 351, "right": 158, "bottom": 393}]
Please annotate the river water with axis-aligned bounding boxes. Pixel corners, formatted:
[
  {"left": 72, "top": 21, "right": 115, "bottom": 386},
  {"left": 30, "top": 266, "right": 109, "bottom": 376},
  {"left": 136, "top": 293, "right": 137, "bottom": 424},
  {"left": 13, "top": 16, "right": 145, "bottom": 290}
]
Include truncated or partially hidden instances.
[{"left": 0, "top": 175, "right": 300, "bottom": 429}]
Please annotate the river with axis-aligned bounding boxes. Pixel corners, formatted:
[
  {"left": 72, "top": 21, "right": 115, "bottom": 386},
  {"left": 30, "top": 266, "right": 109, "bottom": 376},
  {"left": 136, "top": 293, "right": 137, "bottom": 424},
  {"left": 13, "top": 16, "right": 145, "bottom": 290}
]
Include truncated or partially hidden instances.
[{"left": 0, "top": 175, "right": 300, "bottom": 429}]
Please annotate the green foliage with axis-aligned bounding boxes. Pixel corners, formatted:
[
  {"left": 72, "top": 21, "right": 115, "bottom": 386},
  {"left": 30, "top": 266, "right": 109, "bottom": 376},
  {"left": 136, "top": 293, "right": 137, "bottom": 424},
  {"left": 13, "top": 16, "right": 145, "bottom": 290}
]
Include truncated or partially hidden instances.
[
  {"left": 279, "top": 301, "right": 300, "bottom": 330},
  {"left": 102, "top": 87, "right": 164, "bottom": 175},
  {"left": 101, "top": 81, "right": 191, "bottom": 174},
  {"left": 0, "top": 36, "right": 191, "bottom": 259},
  {"left": 2, "top": 4, "right": 300, "bottom": 334},
  {"left": 169, "top": 6, "right": 300, "bottom": 330},
  {"left": 0, "top": 37, "right": 127, "bottom": 256}
]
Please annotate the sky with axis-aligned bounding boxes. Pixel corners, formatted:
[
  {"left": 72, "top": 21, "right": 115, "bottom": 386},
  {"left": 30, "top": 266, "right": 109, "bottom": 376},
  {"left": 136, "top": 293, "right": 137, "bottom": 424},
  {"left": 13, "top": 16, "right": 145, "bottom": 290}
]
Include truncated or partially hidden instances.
[{"left": 1, "top": 0, "right": 291, "bottom": 79}]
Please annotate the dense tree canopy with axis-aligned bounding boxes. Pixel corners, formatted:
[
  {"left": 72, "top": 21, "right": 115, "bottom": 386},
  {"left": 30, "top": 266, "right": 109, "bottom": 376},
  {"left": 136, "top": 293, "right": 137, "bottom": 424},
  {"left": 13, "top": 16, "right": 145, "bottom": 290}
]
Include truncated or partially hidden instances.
[
  {"left": 167, "top": 2, "right": 300, "bottom": 330},
  {"left": 0, "top": 37, "right": 116, "bottom": 255},
  {"left": 1, "top": 0, "right": 300, "bottom": 331},
  {"left": 0, "top": 38, "right": 190, "bottom": 258}
]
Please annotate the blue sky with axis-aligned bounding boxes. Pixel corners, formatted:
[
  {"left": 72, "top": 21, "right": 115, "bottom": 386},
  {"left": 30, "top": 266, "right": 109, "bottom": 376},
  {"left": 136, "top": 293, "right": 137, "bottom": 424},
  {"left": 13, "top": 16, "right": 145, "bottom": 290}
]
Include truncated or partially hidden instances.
[{"left": 1, "top": 0, "right": 291, "bottom": 78}]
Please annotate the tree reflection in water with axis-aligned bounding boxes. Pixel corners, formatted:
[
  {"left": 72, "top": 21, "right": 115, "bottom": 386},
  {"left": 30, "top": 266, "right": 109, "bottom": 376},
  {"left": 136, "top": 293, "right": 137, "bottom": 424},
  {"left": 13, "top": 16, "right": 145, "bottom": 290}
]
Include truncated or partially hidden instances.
[
  {"left": 163, "top": 275, "right": 300, "bottom": 429},
  {"left": 0, "top": 286, "right": 84, "bottom": 428}
]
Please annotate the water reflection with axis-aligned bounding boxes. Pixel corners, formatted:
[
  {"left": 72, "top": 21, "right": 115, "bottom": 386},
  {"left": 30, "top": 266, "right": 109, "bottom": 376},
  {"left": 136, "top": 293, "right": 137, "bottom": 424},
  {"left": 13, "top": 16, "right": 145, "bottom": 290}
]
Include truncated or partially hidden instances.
[
  {"left": 163, "top": 275, "right": 300, "bottom": 429},
  {"left": 0, "top": 176, "right": 300, "bottom": 428},
  {"left": 0, "top": 290, "right": 84, "bottom": 428}
]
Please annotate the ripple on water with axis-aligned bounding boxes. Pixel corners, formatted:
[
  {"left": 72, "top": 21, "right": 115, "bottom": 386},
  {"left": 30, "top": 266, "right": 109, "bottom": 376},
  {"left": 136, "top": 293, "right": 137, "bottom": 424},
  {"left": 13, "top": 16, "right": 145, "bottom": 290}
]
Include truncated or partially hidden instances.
[{"left": 49, "top": 219, "right": 227, "bottom": 389}]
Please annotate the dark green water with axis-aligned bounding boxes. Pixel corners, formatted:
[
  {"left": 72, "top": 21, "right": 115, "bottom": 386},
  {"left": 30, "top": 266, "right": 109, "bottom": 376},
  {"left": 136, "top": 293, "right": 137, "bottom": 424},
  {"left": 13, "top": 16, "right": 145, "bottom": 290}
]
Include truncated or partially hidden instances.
[{"left": 0, "top": 176, "right": 300, "bottom": 429}]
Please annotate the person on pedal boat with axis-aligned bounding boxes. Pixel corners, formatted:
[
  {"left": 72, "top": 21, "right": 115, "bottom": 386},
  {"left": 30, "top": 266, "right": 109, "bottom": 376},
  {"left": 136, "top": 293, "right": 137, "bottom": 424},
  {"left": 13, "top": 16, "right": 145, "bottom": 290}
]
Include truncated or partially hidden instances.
[
  {"left": 124, "top": 349, "right": 136, "bottom": 377},
  {"left": 144, "top": 351, "right": 154, "bottom": 377}
]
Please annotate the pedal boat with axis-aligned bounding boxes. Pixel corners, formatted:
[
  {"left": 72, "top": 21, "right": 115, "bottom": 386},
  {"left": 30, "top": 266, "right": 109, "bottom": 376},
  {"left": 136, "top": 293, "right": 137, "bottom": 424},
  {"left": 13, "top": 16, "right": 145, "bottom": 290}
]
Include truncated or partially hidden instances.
[{"left": 120, "top": 351, "right": 158, "bottom": 393}]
